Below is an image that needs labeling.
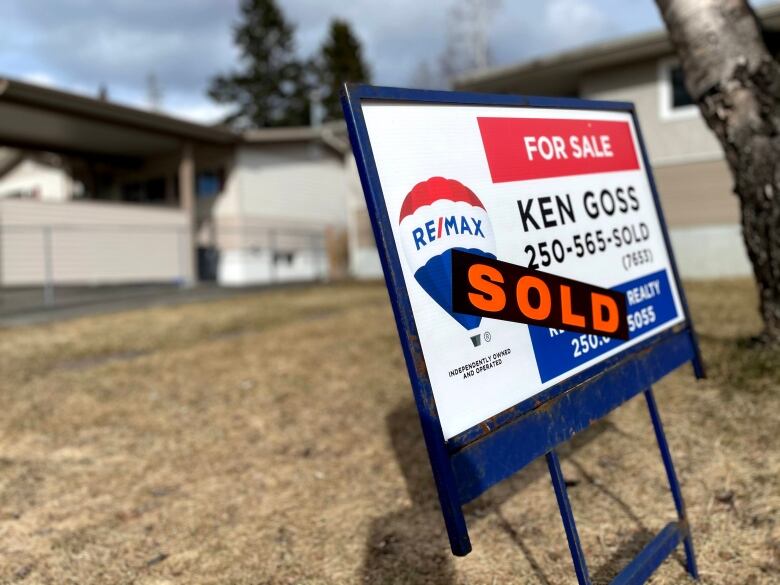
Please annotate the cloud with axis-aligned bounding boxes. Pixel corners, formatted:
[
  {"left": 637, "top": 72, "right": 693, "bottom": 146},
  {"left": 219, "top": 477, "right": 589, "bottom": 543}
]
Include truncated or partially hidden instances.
[
  {"left": 544, "top": 0, "right": 613, "bottom": 44},
  {"left": 3, "top": 1, "right": 238, "bottom": 92},
  {"left": 0, "top": 0, "right": 677, "bottom": 122},
  {"left": 0, "top": 0, "right": 240, "bottom": 122},
  {"left": 282, "top": 0, "right": 446, "bottom": 85},
  {"left": 488, "top": 0, "right": 618, "bottom": 68},
  {"left": 167, "top": 101, "right": 235, "bottom": 124},
  {"left": 19, "top": 72, "right": 57, "bottom": 88}
]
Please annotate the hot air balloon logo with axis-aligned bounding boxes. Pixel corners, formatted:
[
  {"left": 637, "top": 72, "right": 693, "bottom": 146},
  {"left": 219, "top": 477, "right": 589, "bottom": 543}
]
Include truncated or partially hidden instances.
[{"left": 399, "top": 177, "right": 496, "bottom": 331}]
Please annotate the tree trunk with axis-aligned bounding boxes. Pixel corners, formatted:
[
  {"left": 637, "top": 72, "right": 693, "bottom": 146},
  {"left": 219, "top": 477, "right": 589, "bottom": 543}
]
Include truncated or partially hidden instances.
[{"left": 656, "top": 0, "right": 780, "bottom": 343}]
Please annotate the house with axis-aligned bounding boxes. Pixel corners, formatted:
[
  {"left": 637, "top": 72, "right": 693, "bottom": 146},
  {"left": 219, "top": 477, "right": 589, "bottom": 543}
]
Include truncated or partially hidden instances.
[
  {"left": 0, "top": 78, "right": 353, "bottom": 288},
  {"left": 345, "top": 154, "right": 383, "bottom": 280},
  {"left": 213, "top": 124, "right": 351, "bottom": 285},
  {"left": 451, "top": 2, "right": 780, "bottom": 278}
]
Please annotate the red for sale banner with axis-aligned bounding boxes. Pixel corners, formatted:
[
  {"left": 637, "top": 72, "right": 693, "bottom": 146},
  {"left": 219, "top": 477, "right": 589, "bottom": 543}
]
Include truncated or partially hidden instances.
[{"left": 477, "top": 117, "right": 640, "bottom": 183}]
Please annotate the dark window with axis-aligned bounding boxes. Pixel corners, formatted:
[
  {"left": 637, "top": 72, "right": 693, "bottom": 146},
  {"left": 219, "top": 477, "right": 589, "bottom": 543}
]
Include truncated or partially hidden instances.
[
  {"left": 145, "top": 178, "right": 166, "bottom": 202},
  {"left": 120, "top": 177, "right": 167, "bottom": 204},
  {"left": 670, "top": 65, "right": 694, "bottom": 109},
  {"left": 761, "top": 27, "right": 780, "bottom": 57},
  {"left": 273, "top": 251, "right": 295, "bottom": 265},
  {"left": 120, "top": 181, "right": 143, "bottom": 202},
  {"left": 93, "top": 173, "right": 117, "bottom": 200}
]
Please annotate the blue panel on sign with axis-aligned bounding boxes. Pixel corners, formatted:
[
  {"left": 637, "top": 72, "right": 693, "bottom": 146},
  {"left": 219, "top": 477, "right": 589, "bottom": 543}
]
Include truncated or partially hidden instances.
[{"left": 529, "top": 269, "right": 678, "bottom": 383}]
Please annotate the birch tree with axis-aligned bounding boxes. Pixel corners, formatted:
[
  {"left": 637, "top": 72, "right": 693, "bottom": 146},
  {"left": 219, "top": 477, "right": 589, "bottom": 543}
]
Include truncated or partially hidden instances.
[{"left": 655, "top": 0, "right": 780, "bottom": 343}]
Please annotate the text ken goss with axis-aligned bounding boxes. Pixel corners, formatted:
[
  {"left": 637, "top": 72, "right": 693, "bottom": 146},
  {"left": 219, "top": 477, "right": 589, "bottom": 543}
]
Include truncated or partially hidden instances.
[{"left": 518, "top": 185, "right": 640, "bottom": 233}]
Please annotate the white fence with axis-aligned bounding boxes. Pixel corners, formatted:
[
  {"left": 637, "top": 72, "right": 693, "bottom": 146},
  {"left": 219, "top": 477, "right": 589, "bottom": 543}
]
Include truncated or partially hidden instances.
[
  {"left": 0, "top": 199, "right": 331, "bottom": 314},
  {"left": 0, "top": 223, "right": 190, "bottom": 288},
  {"left": 0, "top": 199, "right": 192, "bottom": 288}
]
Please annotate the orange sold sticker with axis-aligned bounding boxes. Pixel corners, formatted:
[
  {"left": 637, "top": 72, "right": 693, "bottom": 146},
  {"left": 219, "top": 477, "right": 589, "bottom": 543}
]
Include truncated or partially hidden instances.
[{"left": 451, "top": 250, "right": 629, "bottom": 339}]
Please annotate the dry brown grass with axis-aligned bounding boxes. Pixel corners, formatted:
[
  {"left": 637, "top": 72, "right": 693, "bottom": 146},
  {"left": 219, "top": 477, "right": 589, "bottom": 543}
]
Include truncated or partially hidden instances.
[{"left": 0, "top": 279, "right": 777, "bottom": 584}]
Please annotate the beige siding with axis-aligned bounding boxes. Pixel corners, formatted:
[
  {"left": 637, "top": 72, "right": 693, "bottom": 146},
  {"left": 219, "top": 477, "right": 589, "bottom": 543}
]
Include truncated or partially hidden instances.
[
  {"left": 579, "top": 58, "right": 740, "bottom": 230},
  {"left": 0, "top": 199, "right": 191, "bottom": 285},
  {"left": 230, "top": 144, "right": 348, "bottom": 227},
  {"left": 345, "top": 156, "right": 382, "bottom": 279},
  {"left": 579, "top": 58, "right": 723, "bottom": 165},
  {"left": 670, "top": 224, "right": 750, "bottom": 278},
  {"left": 653, "top": 159, "right": 739, "bottom": 226},
  {"left": 351, "top": 207, "right": 375, "bottom": 247}
]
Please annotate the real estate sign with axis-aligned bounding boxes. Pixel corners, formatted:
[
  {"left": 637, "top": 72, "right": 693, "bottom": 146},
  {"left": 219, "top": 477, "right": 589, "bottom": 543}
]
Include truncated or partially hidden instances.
[
  {"left": 354, "top": 95, "right": 685, "bottom": 439},
  {"left": 342, "top": 85, "right": 702, "bottom": 575}
]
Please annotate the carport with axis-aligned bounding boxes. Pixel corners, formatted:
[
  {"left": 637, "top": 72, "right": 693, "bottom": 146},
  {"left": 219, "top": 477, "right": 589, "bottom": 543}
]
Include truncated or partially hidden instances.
[{"left": 0, "top": 77, "right": 239, "bottom": 282}]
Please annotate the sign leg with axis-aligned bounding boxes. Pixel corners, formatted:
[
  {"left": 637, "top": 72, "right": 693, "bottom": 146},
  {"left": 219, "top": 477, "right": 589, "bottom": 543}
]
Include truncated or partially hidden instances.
[
  {"left": 644, "top": 388, "right": 699, "bottom": 580},
  {"left": 546, "top": 449, "right": 591, "bottom": 585}
]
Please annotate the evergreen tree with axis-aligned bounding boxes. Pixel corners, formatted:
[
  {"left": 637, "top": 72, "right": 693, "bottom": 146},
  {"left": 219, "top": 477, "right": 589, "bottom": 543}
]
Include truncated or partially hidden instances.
[
  {"left": 315, "top": 19, "right": 370, "bottom": 121},
  {"left": 209, "top": 0, "right": 309, "bottom": 128}
]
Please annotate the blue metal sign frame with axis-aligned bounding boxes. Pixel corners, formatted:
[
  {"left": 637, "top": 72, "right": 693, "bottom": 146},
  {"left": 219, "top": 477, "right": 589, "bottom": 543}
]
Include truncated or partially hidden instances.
[{"left": 341, "top": 83, "right": 703, "bottom": 584}]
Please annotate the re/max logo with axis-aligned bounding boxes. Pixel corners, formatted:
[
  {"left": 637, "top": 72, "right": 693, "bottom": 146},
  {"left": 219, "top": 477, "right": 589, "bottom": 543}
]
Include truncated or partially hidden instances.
[{"left": 412, "top": 216, "right": 485, "bottom": 250}]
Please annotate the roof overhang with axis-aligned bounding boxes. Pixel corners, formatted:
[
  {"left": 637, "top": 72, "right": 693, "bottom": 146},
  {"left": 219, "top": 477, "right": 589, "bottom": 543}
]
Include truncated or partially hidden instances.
[
  {"left": 0, "top": 78, "right": 238, "bottom": 159},
  {"left": 456, "top": 30, "right": 669, "bottom": 95},
  {"left": 242, "top": 120, "right": 350, "bottom": 155},
  {"left": 456, "top": 2, "right": 780, "bottom": 95}
]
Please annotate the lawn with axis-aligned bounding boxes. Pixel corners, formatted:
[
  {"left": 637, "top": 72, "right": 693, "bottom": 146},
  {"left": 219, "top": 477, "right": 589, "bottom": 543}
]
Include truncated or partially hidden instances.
[{"left": 0, "top": 280, "right": 777, "bottom": 584}]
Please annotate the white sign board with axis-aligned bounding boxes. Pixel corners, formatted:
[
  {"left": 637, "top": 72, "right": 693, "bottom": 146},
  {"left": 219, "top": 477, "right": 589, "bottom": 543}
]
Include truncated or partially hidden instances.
[{"left": 361, "top": 101, "right": 685, "bottom": 439}]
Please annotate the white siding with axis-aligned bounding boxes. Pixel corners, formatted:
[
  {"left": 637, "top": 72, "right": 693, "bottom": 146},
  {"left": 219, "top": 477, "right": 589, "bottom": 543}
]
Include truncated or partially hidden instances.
[
  {"left": 0, "top": 159, "right": 73, "bottom": 202},
  {"left": 211, "top": 143, "right": 349, "bottom": 285},
  {"left": 218, "top": 248, "right": 328, "bottom": 286}
]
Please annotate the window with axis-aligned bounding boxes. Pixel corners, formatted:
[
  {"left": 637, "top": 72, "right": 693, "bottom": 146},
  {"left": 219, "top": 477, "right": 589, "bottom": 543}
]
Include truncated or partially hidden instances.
[
  {"left": 120, "top": 177, "right": 166, "bottom": 204},
  {"left": 197, "top": 169, "right": 224, "bottom": 198},
  {"left": 669, "top": 66, "right": 694, "bottom": 108},
  {"left": 273, "top": 251, "right": 295, "bottom": 265},
  {"left": 658, "top": 58, "right": 698, "bottom": 121}
]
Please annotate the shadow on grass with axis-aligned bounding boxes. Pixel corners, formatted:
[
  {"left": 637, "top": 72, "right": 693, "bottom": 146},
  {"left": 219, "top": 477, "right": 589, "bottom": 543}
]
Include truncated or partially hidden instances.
[
  {"left": 359, "top": 401, "right": 457, "bottom": 585},
  {"left": 696, "top": 332, "right": 780, "bottom": 396},
  {"left": 360, "top": 399, "right": 617, "bottom": 584},
  {"left": 566, "top": 456, "right": 687, "bottom": 582},
  {"left": 587, "top": 527, "right": 655, "bottom": 585}
]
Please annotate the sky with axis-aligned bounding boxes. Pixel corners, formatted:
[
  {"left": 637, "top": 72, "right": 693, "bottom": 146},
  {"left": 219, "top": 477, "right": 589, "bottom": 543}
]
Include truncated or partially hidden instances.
[{"left": 0, "top": 0, "right": 774, "bottom": 124}]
